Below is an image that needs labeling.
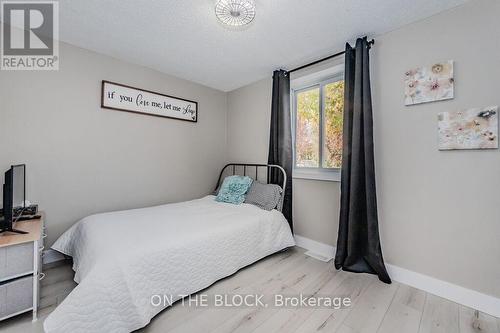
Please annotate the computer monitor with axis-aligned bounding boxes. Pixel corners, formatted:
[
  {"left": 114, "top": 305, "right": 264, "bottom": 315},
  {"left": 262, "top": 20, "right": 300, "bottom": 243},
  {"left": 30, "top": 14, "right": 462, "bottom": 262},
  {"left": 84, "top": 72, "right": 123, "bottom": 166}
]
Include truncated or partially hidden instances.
[{"left": 1, "top": 164, "right": 28, "bottom": 234}]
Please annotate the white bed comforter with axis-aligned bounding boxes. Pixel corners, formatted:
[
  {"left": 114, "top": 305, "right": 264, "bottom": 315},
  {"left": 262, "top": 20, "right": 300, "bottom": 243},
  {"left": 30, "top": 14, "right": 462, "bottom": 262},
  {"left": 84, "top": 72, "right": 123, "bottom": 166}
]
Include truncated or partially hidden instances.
[{"left": 44, "top": 195, "right": 295, "bottom": 333}]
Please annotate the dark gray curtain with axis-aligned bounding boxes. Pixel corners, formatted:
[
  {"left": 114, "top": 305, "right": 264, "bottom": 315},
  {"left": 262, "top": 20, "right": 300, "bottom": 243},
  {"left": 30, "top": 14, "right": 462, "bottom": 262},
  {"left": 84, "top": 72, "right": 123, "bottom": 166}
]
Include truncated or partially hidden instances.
[
  {"left": 268, "top": 70, "right": 293, "bottom": 230},
  {"left": 334, "top": 38, "right": 391, "bottom": 284}
]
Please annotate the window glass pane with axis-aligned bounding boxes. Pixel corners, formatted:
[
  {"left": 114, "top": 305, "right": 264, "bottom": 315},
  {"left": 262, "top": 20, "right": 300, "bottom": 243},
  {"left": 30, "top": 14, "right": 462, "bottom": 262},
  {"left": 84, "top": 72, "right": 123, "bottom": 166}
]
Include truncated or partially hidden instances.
[
  {"left": 296, "top": 87, "right": 320, "bottom": 168},
  {"left": 323, "top": 80, "right": 344, "bottom": 168}
]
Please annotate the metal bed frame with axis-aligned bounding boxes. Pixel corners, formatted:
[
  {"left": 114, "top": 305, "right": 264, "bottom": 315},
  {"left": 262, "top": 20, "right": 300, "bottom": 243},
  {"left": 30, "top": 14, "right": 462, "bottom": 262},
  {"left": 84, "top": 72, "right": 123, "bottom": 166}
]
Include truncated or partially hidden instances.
[{"left": 215, "top": 163, "right": 287, "bottom": 213}]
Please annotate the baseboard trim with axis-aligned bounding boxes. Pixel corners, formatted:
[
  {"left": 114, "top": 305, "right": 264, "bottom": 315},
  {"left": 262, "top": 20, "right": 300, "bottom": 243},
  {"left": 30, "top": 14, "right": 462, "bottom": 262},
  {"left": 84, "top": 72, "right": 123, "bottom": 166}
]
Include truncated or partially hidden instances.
[
  {"left": 294, "top": 235, "right": 335, "bottom": 260},
  {"left": 42, "top": 249, "right": 66, "bottom": 265},
  {"left": 385, "top": 263, "right": 500, "bottom": 318},
  {"left": 294, "top": 234, "right": 500, "bottom": 318}
]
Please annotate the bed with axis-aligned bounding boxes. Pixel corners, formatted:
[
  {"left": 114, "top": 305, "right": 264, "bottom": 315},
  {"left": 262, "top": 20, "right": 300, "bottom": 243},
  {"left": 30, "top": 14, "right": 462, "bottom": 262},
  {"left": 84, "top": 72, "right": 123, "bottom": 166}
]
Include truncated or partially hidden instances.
[{"left": 43, "top": 164, "right": 295, "bottom": 333}]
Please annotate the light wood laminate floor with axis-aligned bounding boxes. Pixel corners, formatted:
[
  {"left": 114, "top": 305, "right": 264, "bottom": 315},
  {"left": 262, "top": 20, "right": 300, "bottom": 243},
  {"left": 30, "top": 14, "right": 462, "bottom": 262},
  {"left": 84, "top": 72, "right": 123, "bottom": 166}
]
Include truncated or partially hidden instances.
[{"left": 1, "top": 247, "right": 498, "bottom": 333}]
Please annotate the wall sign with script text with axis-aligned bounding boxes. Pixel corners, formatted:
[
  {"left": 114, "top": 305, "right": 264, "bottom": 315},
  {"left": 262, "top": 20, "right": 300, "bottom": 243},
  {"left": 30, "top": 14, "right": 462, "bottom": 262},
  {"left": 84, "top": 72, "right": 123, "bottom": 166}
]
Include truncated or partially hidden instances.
[{"left": 101, "top": 81, "right": 198, "bottom": 122}]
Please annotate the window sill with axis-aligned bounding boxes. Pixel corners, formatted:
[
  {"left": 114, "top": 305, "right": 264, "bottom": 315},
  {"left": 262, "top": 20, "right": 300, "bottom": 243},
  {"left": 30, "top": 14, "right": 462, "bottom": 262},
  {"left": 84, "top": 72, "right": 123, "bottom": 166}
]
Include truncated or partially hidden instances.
[{"left": 292, "top": 169, "right": 341, "bottom": 182}]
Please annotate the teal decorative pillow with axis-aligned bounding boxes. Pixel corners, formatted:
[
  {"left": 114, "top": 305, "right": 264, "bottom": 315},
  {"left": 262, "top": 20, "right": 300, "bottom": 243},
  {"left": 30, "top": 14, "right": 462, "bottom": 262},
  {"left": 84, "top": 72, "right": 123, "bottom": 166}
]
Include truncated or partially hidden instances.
[{"left": 215, "top": 175, "right": 253, "bottom": 205}]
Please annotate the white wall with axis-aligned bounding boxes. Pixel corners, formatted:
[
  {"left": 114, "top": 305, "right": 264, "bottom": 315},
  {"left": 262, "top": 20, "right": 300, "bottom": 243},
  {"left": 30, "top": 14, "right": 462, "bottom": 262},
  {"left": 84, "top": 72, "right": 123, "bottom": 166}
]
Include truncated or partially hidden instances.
[
  {"left": 0, "top": 42, "right": 227, "bottom": 246},
  {"left": 373, "top": 0, "right": 500, "bottom": 300},
  {"left": 227, "top": 0, "right": 500, "bottom": 299}
]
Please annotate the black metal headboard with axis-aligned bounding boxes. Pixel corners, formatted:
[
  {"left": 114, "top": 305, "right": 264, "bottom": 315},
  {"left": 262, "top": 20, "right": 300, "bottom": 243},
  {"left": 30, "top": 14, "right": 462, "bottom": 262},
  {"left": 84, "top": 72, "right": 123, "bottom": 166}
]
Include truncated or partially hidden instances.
[{"left": 215, "top": 163, "right": 287, "bottom": 212}]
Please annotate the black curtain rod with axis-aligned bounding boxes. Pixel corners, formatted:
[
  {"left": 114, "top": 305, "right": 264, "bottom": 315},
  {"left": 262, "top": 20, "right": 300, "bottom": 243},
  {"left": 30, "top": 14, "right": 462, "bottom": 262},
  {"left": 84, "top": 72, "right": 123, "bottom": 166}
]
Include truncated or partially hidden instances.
[{"left": 288, "top": 39, "right": 375, "bottom": 74}]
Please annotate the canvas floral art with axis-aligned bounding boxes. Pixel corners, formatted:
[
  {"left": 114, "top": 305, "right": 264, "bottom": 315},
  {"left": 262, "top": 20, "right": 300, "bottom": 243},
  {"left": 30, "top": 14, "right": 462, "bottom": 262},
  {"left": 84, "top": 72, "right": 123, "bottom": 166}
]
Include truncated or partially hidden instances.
[
  {"left": 438, "top": 106, "right": 498, "bottom": 150},
  {"left": 404, "top": 60, "right": 454, "bottom": 106}
]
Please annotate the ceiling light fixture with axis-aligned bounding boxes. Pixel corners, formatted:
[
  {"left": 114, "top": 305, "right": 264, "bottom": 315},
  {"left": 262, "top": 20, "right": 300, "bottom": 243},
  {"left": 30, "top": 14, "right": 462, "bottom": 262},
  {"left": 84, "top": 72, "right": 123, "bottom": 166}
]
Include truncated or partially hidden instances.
[{"left": 215, "top": 0, "right": 256, "bottom": 28}]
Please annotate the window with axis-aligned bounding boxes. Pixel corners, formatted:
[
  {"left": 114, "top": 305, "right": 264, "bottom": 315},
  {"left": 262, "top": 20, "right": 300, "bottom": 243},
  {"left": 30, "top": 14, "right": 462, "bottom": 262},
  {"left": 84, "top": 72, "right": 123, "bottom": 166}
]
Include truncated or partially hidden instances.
[{"left": 293, "top": 74, "right": 344, "bottom": 181}]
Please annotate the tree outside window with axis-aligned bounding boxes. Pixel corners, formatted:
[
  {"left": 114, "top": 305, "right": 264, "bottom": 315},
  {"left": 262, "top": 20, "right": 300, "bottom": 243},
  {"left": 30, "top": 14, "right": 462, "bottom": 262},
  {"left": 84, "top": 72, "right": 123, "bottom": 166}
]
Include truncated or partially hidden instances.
[{"left": 295, "top": 77, "right": 344, "bottom": 170}]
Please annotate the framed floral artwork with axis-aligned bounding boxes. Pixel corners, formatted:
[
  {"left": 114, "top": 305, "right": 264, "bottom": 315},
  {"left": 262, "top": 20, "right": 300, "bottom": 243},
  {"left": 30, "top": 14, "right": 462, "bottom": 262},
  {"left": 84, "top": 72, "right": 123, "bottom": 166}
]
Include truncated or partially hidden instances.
[
  {"left": 438, "top": 106, "right": 498, "bottom": 150},
  {"left": 404, "top": 60, "right": 454, "bottom": 106}
]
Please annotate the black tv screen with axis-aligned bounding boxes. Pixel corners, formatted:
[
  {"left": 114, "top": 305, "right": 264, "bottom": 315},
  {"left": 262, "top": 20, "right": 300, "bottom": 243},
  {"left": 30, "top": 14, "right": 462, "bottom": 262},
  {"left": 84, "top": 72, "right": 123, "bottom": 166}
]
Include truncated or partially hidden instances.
[
  {"left": 12, "top": 164, "right": 26, "bottom": 213},
  {"left": 1, "top": 164, "right": 26, "bottom": 232}
]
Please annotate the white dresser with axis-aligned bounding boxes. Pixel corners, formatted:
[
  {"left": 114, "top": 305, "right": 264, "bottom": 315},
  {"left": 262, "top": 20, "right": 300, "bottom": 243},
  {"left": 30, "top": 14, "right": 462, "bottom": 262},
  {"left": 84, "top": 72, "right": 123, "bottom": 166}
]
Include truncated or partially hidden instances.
[{"left": 0, "top": 215, "right": 45, "bottom": 322}]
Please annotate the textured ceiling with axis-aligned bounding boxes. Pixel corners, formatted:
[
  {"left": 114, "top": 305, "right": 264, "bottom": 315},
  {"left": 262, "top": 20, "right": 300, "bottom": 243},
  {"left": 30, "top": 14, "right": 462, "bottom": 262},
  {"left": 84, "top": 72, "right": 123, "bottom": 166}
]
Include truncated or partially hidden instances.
[{"left": 58, "top": 0, "right": 468, "bottom": 91}]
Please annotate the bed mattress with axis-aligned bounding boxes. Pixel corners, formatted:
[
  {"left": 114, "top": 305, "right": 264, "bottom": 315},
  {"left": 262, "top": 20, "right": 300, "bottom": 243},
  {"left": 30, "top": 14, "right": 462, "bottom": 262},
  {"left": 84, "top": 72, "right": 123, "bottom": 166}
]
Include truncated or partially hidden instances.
[{"left": 44, "top": 195, "right": 295, "bottom": 333}]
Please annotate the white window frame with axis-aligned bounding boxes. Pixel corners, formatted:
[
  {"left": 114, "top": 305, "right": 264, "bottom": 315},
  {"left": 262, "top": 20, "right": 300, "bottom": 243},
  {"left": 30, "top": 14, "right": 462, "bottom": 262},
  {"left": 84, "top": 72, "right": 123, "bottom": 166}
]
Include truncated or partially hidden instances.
[{"left": 291, "top": 65, "right": 344, "bottom": 182}]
